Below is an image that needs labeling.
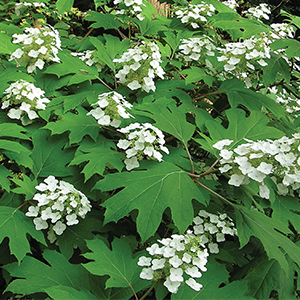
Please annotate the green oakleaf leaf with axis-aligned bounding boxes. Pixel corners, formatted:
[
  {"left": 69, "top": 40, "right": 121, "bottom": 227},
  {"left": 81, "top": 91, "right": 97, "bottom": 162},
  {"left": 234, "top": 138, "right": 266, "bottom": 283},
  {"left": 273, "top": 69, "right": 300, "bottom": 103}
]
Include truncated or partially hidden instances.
[
  {"left": 4, "top": 249, "right": 106, "bottom": 297},
  {"left": 83, "top": 238, "right": 149, "bottom": 294},
  {"left": 172, "top": 261, "right": 254, "bottom": 299},
  {"left": 62, "top": 85, "right": 110, "bottom": 112},
  {"left": 136, "top": 18, "right": 167, "bottom": 36},
  {"left": 45, "top": 51, "right": 98, "bottom": 78},
  {"left": 0, "top": 191, "right": 23, "bottom": 208},
  {"left": 243, "top": 255, "right": 296, "bottom": 299},
  {"left": 0, "top": 123, "right": 30, "bottom": 140},
  {"left": 30, "top": 129, "right": 75, "bottom": 178},
  {"left": 135, "top": 101, "right": 195, "bottom": 147},
  {"left": 33, "top": 71, "right": 72, "bottom": 96},
  {"left": 262, "top": 54, "right": 290, "bottom": 87},
  {"left": 235, "top": 204, "right": 300, "bottom": 273},
  {"left": 195, "top": 107, "right": 284, "bottom": 154},
  {"left": 0, "top": 140, "right": 30, "bottom": 154},
  {"left": 90, "top": 37, "right": 115, "bottom": 71},
  {"left": 271, "top": 39, "right": 300, "bottom": 59},
  {"left": 272, "top": 195, "right": 300, "bottom": 233},
  {"left": 0, "top": 165, "right": 12, "bottom": 192},
  {"left": 0, "top": 139, "right": 33, "bottom": 170},
  {"left": 210, "top": 13, "right": 270, "bottom": 39},
  {"left": 91, "top": 35, "right": 130, "bottom": 72},
  {"left": 0, "top": 24, "right": 23, "bottom": 36},
  {"left": 182, "top": 66, "right": 214, "bottom": 86},
  {"left": 70, "top": 136, "right": 125, "bottom": 181},
  {"left": 56, "top": 216, "right": 104, "bottom": 260},
  {"left": 45, "top": 286, "right": 97, "bottom": 300},
  {"left": 282, "top": 11, "right": 300, "bottom": 30},
  {"left": 0, "top": 122, "right": 31, "bottom": 167},
  {"left": 85, "top": 12, "right": 122, "bottom": 30},
  {"left": 0, "top": 62, "right": 35, "bottom": 94},
  {"left": 11, "top": 175, "right": 38, "bottom": 201},
  {"left": 162, "top": 31, "right": 193, "bottom": 53},
  {"left": 152, "top": 80, "right": 195, "bottom": 104},
  {"left": 44, "top": 106, "right": 99, "bottom": 144},
  {"left": 56, "top": 0, "right": 74, "bottom": 14},
  {"left": 0, "top": 206, "right": 46, "bottom": 262},
  {"left": 0, "top": 32, "right": 18, "bottom": 55},
  {"left": 219, "top": 79, "right": 287, "bottom": 119},
  {"left": 95, "top": 162, "right": 208, "bottom": 241}
]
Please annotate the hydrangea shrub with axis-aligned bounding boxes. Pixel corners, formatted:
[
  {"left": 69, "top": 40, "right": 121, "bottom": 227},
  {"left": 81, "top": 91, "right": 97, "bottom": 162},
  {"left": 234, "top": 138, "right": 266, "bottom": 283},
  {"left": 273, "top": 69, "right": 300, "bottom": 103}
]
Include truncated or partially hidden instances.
[{"left": 1, "top": 0, "right": 300, "bottom": 299}]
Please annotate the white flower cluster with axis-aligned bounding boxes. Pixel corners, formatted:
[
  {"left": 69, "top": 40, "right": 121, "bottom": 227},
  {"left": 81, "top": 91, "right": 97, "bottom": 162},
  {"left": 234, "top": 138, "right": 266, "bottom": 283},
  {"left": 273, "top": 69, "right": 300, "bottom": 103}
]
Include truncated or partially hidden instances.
[
  {"left": 26, "top": 176, "right": 91, "bottom": 242},
  {"left": 175, "top": 2, "right": 216, "bottom": 29},
  {"left": 256, "top": 23, "right": 295, "bottom": 52},
  {"left": 270, "top": 23, "right": 295, "bottom": 39},
  {"left": 138, "top": 232, "right": 208, "bottom": 293},
  {"left": 178, "top": 36, "right": 216, "bottom": 62},
  {"left": 114, "top": 0, "right": 145, "bottom": 21},
  {"left": 193, "top": 210, "right": 237, "bottom": 254},
  {"left": 217, "top": 36, "right": 270, "bottom": 78},
  {"left": 71, "top": 50, "right": 102, "bottom": 72},
  {"left": 1, "top": 80, "right": 49, "bottom": 123},
  {"left": 222, "top": 0, "right": 238, "bottom": 10},
  {"left": 10, "top": 25, "right": 61, "bottom": 73},
  {"left": 268, "top": 86, "right": 300, "bottom": 117},
  {"left": 15, "top": 1, "right": 46, "bottom": 16},
  {"left": 117, "top": 123, "right": 169, "bottom": 170},
  {"left": 113, "top": 41, "right": 165, "bottom": 93},
  {"left": 213, "top": 135, "right": 300, "bottom": 199},
  {"left": 244, "top": 3, "right": 271, "bottom": 21},
  {"left": 87, "top": 91, "right": 133, "bottom": 128}
]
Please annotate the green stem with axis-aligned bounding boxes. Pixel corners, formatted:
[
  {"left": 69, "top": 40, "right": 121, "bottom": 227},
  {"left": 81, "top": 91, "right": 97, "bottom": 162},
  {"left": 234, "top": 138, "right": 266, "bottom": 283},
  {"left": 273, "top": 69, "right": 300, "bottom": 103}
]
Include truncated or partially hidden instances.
[
  {"left": 139, "top": 281, "right": 159, "bottom": 300},
  {"left": 187, "top": 158, "right": 219, "bottom": 178},
  {"left": 193, "top": 91, "right": 222, "bottom": 101},
  {"left": 195, "top": 179, "right": 233, "bottom": 206},
  {"left": 14, "top": 58, "right": 20, "bottom": 67},
  {"left": 96, "top": 76, "right": 113, "bottom": 91},
  {"left": 184, "top": 143, "right": 195, "bottom": 174},
  {"left": 187, "top": 169, "right": 218, "bottom": 179}
]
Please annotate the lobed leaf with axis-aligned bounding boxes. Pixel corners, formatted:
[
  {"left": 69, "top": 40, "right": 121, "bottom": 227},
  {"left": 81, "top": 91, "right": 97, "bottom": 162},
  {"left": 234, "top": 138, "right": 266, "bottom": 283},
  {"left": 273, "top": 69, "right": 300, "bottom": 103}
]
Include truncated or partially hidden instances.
[
  {"left": 30, "top": 129, "right": 75, "bottom": 178},
  {"left": 45, "top": 51, "right": 98, "bottom": 79},
  {"left": 262, "top": 54, "right": 290, "bottom": 87},
  {"left": 172, "top": 261, "right": 254, "bottom": 300},
  {"left": 56, "top": 216, "right": 104, "bottom": 260},
  {"left": 219, "top": 79, "right": 288, "bottom": 120},
  {"left": 195, "top": 107, "right": 284, "bottom": 155},
  {"left": 272, "top": 195, "right": 300, "bottom": 233},
  {"left": 242, "top": 255, "right": 297, "bottom": 299},
  {"left": 235, "top": 204, "right": 300, "bottom": 273},
  {"left": 0, "top": 165, "right": 12, "bottom": 192},
  {"left": 70, "top": 136, "right": 125, "bottom": 181},
  {"left": 210, "top": 13, "right": 270, "bottom": 40},
  {"left": 271, "top": 39, "right": 300, "bottom": 59},
  {"left": 83, "top": 238, "right": 148, "bottom": 292},
  {"left": 135, "top": 101, "right": 195, "bottom": 147},
  {"left": 0, "top": 206, "right": 46, "bottom": 262},
  {"left": 4, "top": 249, "right": 104, "bottom": 297},
  {"left": 56, "top": 0, "right": 74, "bottom": 14},
  {"left": 45, "top": 286, "right": 97, "bottom": 300},
  {"left": 11, "top": 175, "right": 38, "bottom": 201},
  {"left": 85, "top": 12, "right": 122, "bottom": 30},
  {"left": 182, "top": 66, "right": 214, "bottom": 87},
  {"left": 0, "top": 32, "right": 18, "bottom": 55},
  {"left": 44, "top": 106, "right": 99, "bottom": 144},
  {"left": 95, "top": 161, "right": 208, "bottom": 241}
]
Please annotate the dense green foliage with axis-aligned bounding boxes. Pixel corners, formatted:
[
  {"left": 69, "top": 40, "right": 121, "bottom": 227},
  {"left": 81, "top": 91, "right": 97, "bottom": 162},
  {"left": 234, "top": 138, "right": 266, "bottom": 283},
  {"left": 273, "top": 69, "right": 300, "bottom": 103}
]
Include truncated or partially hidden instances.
[{"left": 1, "top": 0, "right": 300, "bottom": 299}]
